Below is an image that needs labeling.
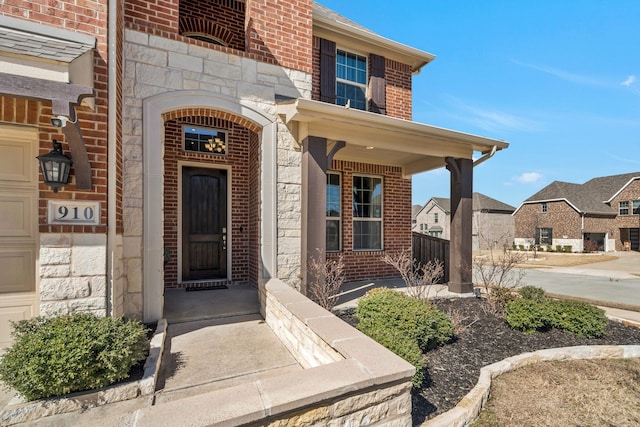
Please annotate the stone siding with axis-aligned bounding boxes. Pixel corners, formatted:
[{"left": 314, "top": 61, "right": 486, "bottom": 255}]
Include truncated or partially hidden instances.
[
  {"left": 39, "top": 233, "right": 107, "bottom": 317},
  {"left": 122, "top": 27, "right": 311, "bottom": 317}
]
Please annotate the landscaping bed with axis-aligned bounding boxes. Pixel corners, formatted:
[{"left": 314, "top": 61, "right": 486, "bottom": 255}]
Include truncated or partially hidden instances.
[{"left": 335, "top": 297, "right": 640, "bottom": 425}]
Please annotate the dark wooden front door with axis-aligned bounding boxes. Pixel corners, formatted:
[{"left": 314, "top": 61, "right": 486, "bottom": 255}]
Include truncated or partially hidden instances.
[{"left": 182, "top": 167, "right": 227, "bottom": 281}]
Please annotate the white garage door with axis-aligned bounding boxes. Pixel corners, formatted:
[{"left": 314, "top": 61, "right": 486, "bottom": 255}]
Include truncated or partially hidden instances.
[{"left": 0, "top": 125, "right": 38, "bottom": 352}]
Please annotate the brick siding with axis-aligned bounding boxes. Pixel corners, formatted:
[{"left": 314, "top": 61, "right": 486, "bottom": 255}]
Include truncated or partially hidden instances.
[
  {"left": 162, "top": 110, "right": 260, "bottom": 288},
  {"left": 125, "top": 0, "right": 312, "bottom": 72},
  {"left": 611, "top": 179, "right": 640, "bottom": 250},
  {"left": 514, "top": 201, "right": 582, "bottom": 243},
  {"left": 385, "top": 59, "right": 412, "bottom": 120},
  {"left": 179, "top": 0, "right": 245, "bottom": 51},
  {"left": 1, "top": 1, "right": 110, "bottom": 234},
  {"left": 327, "top": 160, "right": 411, "bottom": 282}
]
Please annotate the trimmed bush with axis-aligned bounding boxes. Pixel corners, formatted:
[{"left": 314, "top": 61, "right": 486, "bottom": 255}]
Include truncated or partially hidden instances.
[
  {"left": 0, "top": 313, "right": 149, "bottom": 401},
  {"left": 518, "top": 285, "right": 547, "bottom": 302},
  {"left": 505, "top": 298, "right": 608, "bottom": 338},
  {"left": 355, "top": 288, "right": 454, "bottom": 387},
  {"left": 548, "top": 300, "right": 607, "bottom": 338},
  {"left": 504, "top": 299, "right": 552, "bottom": 334}
]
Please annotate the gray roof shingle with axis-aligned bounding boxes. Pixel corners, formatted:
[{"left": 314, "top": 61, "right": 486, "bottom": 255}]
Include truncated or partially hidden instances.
[
  {"left": 0, "top": 15, "right": 95, "bottom": 63},
  {"left": 524, "top": 172, "right": 640, "bottom": 214}
]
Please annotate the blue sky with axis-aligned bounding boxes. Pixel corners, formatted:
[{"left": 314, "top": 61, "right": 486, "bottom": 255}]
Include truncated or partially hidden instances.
[{"left": 318, "top": 0, "right": 640, "bottom": 208}]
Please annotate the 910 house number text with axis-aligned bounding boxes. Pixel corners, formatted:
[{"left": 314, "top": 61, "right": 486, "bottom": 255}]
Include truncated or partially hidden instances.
[{"left": 48, "top": 201, "right": 100, "bottom": 226}]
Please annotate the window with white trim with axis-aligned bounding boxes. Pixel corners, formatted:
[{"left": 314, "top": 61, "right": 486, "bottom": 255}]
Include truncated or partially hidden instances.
[
  {"left": 434, "top": 212, "right": 439, "bottom": 223},
  {"left": 336, "top": 49, "right": 367, "bottom": 111},
  {"left": 352, "top": 175, "right": 382, "bottom": 250},
  {"left": 541, "top": 202, "right": 547, "bottom": 213},
  {"left": 326, "top": 172, "right": 341, "bottom": 251},
  {"left": 620, "top": 201, "right": 630, "bottom": 215}
]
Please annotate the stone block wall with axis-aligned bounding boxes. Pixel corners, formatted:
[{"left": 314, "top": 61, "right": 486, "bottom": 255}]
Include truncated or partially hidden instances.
[
  {"left": 39, "top": 233, "right": 107, "bottom": 317},
  {"left": 122, "top": 26, "right": 311, "bottom": 317},
  {"left": 260, "top": 279, "right": 414, "bottom": 426}
]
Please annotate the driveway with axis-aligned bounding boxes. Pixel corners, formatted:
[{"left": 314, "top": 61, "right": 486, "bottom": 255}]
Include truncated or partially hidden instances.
[{"left": 516, "top": 251, "right": 640, "bottom": 309}]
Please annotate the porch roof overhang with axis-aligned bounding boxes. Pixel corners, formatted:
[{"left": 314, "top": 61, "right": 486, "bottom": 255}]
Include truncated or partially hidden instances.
[{"left": 277, "top": 98, "right": 509, "bottom": 178}]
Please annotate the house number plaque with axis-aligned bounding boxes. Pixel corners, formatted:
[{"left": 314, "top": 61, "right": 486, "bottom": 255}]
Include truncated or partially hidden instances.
[{"left": 47, "top": 200, "right": 101, "bottom": 226}]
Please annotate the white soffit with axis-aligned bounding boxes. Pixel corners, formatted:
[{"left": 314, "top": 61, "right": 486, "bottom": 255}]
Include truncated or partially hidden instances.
[
  {"left": 313, "top": 3, "right": 435, "bottom": 74},
  {"left": 277, "top": 98, "right": 508, "bottom": 177}
]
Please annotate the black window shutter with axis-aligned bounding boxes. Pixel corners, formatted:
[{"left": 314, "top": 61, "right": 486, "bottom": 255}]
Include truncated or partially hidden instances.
[
  {"left": 548, "top": 228, "right": 553, "bottom": 243},
  {"left": 320, "top": 38, "right": 336, "bottom": 103},
  {"left": 535, "top": 227, "right": 540, "bottom": 245},
  {"left": 369, "top": 54, "right": 386, "bottom": 114}
]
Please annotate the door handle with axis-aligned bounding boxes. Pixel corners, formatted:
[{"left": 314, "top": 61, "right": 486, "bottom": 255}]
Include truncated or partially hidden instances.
[{"left": 222, "top": 227, "right": 227, "bottom": 250}]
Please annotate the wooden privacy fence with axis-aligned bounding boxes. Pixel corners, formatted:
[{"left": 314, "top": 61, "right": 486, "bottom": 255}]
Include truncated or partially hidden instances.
[{"left": 411, "top": 232, "right": 450, "bottom": 283}]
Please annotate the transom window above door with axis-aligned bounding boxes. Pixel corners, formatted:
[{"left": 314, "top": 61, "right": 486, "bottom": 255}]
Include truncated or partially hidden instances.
[
  {"left": 183, "top": 126, "right": 227, "bottom": 155},
  {"left": 336, "top": 49, "right": 367, "bottom": 111}
]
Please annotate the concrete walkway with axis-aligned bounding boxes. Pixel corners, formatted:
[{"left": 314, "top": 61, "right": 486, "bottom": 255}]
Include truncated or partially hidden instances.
[{"left": 4, "top": 255, "right": 640, "bottom": 425}]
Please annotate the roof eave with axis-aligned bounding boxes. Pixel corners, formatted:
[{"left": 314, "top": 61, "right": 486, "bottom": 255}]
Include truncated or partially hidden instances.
[{"left": 313, "top": 15, "right": 434, "bottom": 74}]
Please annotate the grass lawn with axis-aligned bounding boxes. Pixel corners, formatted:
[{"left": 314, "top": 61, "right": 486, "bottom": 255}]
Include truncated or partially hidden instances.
[
  {"left": 472, "top": 358, "right": 640, "bottom": 426},
  {"left": 474, "top": 250, "right": 619, "bottom": 267}
]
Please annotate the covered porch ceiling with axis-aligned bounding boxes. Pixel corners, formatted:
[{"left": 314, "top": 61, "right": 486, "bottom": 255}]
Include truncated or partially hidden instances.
[{"left": 277, "top": 98, "right": 509, "bottom": 177}]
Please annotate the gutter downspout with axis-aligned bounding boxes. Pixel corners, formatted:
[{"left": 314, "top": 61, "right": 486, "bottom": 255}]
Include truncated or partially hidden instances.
[
  {"left": 107, "top": 0, "right": 117, "bottom": 316},
  {"left": 472, "top": 145, "right": 497, "bottom": 168}
]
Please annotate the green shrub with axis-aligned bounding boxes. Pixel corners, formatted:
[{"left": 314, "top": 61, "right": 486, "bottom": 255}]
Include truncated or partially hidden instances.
[
  {"left": 518, "top": 285, "right": 547, "bottom": 302},
  {"left": 546, "top": 245, "right": 553, "bottom": 252},
  {"left": 355, "top": 288, "right": 454, "bottom": 387},
  {"left": 556, "top": 245, "right": 563, "bottom": 252},
  {"left": 360, "top": 325, "right": 427, "bottom": 388},
  {"left": 505, "top": 298, "right": 608, "bottom": 338},
  {"left": 563, "top": 245, "right": 572, "bottom": 253},
  {"left": 548, "top": 300, "right": 607, "bottom": 338},
  {"left": 504, "top": 299, "right": 552, "bottom": 334},
  {"left": 0, "top": 313, "right": 149, "bottom": 401},
  {"left": 518, "top": 244, "right": 525, "bottom": 251}
]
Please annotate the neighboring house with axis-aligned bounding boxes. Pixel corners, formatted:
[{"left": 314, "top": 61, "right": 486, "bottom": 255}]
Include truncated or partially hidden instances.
[
  {"left": 413, "top": 197, "right": 450, "bottom": 239},
  {"left": 513, "top": 172, "right": 640, "bottom": 252},
  {"left": 0, "top": 0, "right": 509, "bottom": 351},
  {"left": 413, "top": 193, "right": 515, "bottom": 249}
]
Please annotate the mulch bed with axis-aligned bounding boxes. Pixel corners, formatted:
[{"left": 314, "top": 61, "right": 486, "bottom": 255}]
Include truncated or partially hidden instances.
[{"left": 334, "top": 297, "right": 640, "bottom": 425}]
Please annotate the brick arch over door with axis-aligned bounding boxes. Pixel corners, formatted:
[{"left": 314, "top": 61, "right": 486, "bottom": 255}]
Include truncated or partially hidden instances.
[
  {"left": 142, "top": 91, "right": 277, "bottom": 322},
  {"left": 162, "top": 112, "right": 260, "bottom": 288}
]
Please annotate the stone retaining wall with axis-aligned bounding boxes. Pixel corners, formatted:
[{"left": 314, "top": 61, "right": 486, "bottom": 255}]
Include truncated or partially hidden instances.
[
  {"left": 0, "top": 320, "right": 167, "bottom": 426},
  {"left": 247, "top": 278, "right": 413, "bottom": 425}
]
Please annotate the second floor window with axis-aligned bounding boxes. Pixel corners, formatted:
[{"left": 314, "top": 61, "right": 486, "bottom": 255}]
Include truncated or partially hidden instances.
[
  {"left": 620, "top": 201, "right": 630, "bottom": 215},
  {"left": 336, "top": 49, "right": 367, "bottom": 111},
  {"left": 541, "top": 202, "right": 547, "bottom": 212},
  {"left": 633, "top": 200, "right": 640, "bottom": 215},
  {"left": 434, "top": 213, "right": 439, "bottom": 223}
]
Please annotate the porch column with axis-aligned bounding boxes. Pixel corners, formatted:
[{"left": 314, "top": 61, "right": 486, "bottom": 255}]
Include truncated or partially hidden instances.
[
  {"left": 301, "top": 136, "right": 328, "bottom": 296},
  {"left": 446, "top": 157, "right": 473, "bottom": 293}
]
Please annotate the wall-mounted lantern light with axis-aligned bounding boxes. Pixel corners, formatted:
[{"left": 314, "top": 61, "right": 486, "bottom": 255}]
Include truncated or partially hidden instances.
[{"left": 37, "top": 140, "right": 72, "bottom": 193}]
